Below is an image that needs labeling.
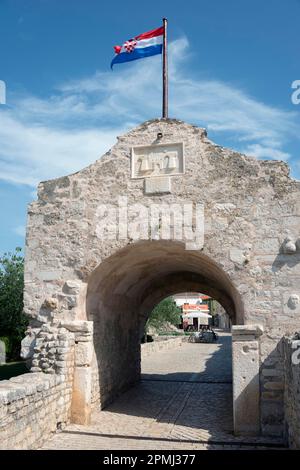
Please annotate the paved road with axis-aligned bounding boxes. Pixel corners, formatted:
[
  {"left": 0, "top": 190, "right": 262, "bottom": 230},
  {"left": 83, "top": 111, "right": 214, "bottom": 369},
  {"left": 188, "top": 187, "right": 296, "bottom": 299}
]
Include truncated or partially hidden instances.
[
  {"left": 142, "top": 330, "right": 232, "bottom": 384},
  {"left": 42, "top": 332, "right": 284, "bottom": 450}
]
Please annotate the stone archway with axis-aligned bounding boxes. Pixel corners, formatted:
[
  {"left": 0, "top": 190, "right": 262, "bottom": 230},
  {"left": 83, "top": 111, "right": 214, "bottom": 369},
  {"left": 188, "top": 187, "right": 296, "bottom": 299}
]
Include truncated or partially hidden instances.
[
  {"left": 22, "top": 118, "right": 300, "bottom": 445},
  {"left": 81, "top": 240, "right": 258, "bottom": 434}
]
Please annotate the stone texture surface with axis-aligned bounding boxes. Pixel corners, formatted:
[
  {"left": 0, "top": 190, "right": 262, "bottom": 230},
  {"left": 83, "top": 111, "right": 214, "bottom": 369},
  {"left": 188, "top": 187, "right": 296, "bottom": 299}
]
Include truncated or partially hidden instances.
[
  {"left": 29, "top": 324, "right": 74, "bottom": 375},
  {"left": 232, "top": 326, "right": 261, "bottom": 435},
  {"left": 18, "top": 118, "right": 300, "bottom": 441},
  {"left": 283, "top": 336, "right": 300, "bottom": 448}
]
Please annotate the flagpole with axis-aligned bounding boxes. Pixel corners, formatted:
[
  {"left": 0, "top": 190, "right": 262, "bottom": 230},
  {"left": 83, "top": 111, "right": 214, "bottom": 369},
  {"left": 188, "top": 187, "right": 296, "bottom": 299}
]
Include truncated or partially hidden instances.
[{"left": 162, "top": 17, "right": 168, "bottom": 119}]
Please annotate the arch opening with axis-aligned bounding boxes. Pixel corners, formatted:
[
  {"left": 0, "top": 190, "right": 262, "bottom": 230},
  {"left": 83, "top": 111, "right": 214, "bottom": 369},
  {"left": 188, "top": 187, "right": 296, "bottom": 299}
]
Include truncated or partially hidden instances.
[{"left": 86, "top": 240, "right": 244, "bottom": 408}]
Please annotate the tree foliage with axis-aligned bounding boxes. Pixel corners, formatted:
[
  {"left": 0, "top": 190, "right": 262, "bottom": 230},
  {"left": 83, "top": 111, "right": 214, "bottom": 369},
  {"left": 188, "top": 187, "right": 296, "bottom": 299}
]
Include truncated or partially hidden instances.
[
  {"left": 147, "top": 297, "right": 181, "bottom": 331},
  {"left": 0, "top": 248, "right": 27, "bottom": 360}
]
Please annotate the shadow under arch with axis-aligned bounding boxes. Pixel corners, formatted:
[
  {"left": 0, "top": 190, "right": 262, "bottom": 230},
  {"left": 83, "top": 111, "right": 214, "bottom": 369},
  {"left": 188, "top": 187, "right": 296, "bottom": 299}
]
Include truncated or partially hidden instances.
[{"left": 86, "top": 240, "right": 244, "bottom": 408}]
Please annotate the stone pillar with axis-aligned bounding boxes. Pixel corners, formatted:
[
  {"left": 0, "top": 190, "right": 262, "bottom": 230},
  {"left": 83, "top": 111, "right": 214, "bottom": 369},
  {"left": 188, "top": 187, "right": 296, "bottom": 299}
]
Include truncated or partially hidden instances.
[
  {"left": 60, "top": 320, "right": 94, "bottom": 425},
  {"left": 232, "top": 324, "right": 263, "bottom": 436}
]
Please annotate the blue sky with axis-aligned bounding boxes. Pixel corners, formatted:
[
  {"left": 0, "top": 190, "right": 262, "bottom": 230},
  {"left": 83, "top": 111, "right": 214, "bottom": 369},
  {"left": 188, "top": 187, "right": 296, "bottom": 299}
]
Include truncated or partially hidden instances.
[{"left": 0, "top": 0, "right": 300, "bottom": 255}]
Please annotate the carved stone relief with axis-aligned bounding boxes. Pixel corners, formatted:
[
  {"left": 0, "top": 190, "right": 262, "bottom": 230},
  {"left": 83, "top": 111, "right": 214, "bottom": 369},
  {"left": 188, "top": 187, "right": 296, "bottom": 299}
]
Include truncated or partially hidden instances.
[
  {"left": 282, "top": 237, "right": 297, "bottom": 254},
  {"left": 288, "top": 294, "right": 300, "bottom": 310},
  {"left": 131, "top": 142, "right": 184, "bottom": 179},
  {"left": 283, "top": 293, "right": 300, "bottom": 314}
]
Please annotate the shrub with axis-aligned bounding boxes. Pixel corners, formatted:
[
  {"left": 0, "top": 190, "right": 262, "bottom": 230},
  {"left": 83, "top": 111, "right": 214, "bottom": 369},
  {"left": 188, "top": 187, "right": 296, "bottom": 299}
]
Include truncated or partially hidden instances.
[
  {"left": 146, "top": 297, "right": 181, "bottom": 332},
  {"left": 0, "top": 248, "right": 28, "bottom": 361}
]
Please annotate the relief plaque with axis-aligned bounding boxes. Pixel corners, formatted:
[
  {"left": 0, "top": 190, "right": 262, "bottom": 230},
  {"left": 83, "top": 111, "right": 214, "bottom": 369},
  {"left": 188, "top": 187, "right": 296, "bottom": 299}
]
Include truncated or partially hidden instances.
[{"left": 131, "top": 142, "right": 184, "bottom": 179}]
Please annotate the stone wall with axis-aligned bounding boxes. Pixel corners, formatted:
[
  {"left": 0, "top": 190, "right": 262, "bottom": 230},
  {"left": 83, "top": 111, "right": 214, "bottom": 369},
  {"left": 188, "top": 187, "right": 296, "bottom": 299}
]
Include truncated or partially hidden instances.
[
  {"left": 0, "top": 325, "right": 75, "bottom": 449},
  {"left": 89, "top": 307, "right": 141, "bottom": 410},
  {"left": 283, "top": 336, "right": 300, "bottom": 448},
  {"left": 0, "top": 373, "right": 72, "bottom": 449},
  {"left": 141, "top": 336, "right": 185, "bottom": 358}
]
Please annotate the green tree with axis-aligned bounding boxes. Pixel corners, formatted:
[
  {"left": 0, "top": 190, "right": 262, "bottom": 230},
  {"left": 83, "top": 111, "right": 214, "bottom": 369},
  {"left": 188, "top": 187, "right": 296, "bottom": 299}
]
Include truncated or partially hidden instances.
[
  {"left": 146, "top": 297, "right": 181, "bottom": 331},
  {"left": 0, "top": 248, "right": 27, "bottom": 361}
]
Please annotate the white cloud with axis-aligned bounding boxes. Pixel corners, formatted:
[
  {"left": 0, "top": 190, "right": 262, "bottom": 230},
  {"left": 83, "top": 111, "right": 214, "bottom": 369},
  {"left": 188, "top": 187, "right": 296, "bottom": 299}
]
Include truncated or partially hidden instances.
[
  {"left": 239, "top": 143, "right": 290, "bottom": 161},
  {"left": 0, "top": 112, "right": 124, "bottom": 185},
  {"left": 0, "top": 36, "right": 298, "bottom": 187},
  {"left": 13, "top": 225, "right": 26, "bottom": 237}
]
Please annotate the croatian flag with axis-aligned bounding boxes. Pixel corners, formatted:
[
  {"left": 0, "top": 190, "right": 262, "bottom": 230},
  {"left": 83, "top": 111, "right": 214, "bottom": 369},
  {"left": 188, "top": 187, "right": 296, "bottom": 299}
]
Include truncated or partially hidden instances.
[{"left": 111, "top": 26, "right": 164, "bottom": 69}]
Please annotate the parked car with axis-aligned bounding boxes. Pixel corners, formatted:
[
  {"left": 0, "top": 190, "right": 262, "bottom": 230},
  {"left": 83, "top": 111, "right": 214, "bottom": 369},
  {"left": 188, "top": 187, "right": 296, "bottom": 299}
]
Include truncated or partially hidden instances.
[{"left": 188, "top": 329, "right": 218, "bottom": 343}]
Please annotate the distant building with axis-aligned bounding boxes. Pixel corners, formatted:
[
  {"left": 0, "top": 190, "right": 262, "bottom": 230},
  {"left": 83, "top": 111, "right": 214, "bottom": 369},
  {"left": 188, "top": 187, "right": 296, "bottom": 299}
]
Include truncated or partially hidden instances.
[
  {"left": 173, "top": 293, "right": 231, "bottom": 330},
  {"left": 173, "top": 293, "right": 212, "bottom": 331}
]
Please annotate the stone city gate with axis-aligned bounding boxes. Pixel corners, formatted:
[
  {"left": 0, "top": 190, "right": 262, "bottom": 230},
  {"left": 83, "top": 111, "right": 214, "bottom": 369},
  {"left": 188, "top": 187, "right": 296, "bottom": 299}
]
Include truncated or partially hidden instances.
[{"left": 1, "top": 119, "right": 300, "bottom": 449}]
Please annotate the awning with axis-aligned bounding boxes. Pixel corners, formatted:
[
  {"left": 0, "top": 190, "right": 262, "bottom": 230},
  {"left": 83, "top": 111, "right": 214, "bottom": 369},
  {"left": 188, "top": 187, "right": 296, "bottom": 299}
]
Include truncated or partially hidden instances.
[{"left": 182, "top": 312, "right": 212, "bottom": 319}]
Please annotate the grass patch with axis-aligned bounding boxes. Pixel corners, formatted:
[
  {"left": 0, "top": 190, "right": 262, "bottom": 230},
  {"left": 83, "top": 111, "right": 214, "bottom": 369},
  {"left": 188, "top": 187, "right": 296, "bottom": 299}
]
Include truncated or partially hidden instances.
[{"left": 0, "top": 361, "right": 28, "bottom": 381}]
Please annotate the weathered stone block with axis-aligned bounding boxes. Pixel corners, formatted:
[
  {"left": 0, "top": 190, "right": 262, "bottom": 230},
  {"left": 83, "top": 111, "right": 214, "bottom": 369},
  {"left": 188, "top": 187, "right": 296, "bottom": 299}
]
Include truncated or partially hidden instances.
[
  {"left": 71, "top": 367, "right": 92, "bottom": 425},
  {"left": 63, "top": 280, "right": 82, "bottom": 295},
  {"left": 60, "top": 321, "right": 93, "bottom": 334},
  {"left": 232, "top": 325, "right": 263, "bottom": 436},
  {"left": 144, "top": 176, "right": 171, "bottom": 194},
  {"left": 75, "top": 342, "right": 93, "bottom": 367}
]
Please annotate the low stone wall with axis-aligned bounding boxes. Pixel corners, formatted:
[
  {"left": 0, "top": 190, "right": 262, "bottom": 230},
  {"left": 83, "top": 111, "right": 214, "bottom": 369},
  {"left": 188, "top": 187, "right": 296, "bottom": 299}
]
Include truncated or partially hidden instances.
[
  {"left": 0, "top": 324, "right": 75, "bottom": 449},
  {"left": 283, "top": 336, "right": 300, "bottom": 449},
  {"left": 0, "top": 372, "right": 73, "bottom": 449},
  {"left": 141, "top": 336, "right": 185, "bottom": 359}
]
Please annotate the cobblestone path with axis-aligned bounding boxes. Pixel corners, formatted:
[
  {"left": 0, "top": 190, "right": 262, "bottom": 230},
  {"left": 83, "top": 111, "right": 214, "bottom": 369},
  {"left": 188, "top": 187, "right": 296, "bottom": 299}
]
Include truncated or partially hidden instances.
[{"left": 42, "top": 332, "right": 284, "bottom": 450}]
